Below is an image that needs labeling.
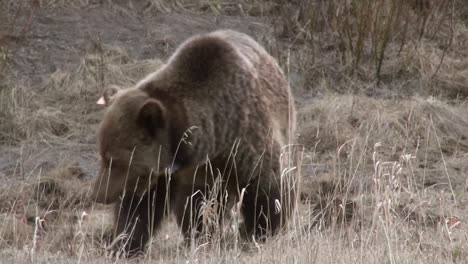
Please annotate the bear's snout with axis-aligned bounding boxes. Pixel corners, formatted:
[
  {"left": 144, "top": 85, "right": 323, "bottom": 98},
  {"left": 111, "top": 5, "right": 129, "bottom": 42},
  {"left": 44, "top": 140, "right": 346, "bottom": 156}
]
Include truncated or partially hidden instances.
[
  {"left": 91, "top": 188, "right": 116, "bottom": 204},
  {"left": 91, "top": 170, "right": 123, "bottom": 204}
]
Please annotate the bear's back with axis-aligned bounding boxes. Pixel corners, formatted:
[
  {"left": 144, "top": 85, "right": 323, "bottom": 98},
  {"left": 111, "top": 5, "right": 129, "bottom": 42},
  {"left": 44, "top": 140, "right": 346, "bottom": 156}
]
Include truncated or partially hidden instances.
[{"left": 140, "top": 29, "right": 296, "bottom": 148}]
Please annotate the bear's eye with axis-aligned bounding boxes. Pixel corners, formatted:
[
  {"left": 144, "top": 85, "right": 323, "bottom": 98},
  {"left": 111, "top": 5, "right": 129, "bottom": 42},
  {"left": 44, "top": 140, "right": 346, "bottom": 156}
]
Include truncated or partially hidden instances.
[
  {"left": 101, "top": 152, "right": 118, "bottom": 167},
  {"left": 102, "top": 157, "right": 122, "bottom": 171},
  {"left": 101, "top": 153, "right": 111, "bottom": 164},
  {"left": 137, "top": 132, "right": 152, "bottom": 144}
]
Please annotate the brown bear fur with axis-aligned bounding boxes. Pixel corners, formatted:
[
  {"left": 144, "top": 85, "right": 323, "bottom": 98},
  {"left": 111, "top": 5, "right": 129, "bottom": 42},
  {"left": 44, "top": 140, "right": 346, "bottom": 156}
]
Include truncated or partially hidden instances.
[{"left": 91, "top": 29, "right": 298, "bottom": 256}]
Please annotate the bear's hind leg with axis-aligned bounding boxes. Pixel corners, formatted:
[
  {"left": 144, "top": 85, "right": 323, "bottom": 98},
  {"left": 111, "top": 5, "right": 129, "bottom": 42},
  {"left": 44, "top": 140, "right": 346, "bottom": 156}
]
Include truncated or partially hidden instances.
[{"left": 111, "top": 176, "right": 169, "bottom": 257}]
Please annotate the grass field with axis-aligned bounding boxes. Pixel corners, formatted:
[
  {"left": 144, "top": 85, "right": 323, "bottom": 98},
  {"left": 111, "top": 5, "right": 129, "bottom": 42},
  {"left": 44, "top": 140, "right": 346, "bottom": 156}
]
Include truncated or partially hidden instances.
[{"left": 1, "top": 0, "right": 468, "bottom": 263}]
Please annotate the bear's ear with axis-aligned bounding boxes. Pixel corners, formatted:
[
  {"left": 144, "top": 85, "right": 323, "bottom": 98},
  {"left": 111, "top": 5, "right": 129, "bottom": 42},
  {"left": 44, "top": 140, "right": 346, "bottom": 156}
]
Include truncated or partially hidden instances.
[
  {"left": 97, "top": 85, "right": 121, "bottom": 106},
  {"left": 137, "top": 99, "right": 166, "bottom": 138}
]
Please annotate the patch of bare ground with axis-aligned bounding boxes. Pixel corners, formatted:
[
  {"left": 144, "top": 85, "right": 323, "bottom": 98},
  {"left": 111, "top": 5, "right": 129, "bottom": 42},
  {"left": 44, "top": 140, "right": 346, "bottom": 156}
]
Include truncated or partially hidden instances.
[{"left": 0, "top": 0, "right": 468, "bottom": 263}]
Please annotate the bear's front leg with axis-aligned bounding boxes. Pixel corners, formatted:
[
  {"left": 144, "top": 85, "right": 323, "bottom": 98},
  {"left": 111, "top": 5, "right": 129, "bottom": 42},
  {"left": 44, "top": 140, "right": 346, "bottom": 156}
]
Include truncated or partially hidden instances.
[
  {"left": 172, "top": 183, "right": 205, "bottom": 244},
  {"left": 240, "top": 179, "right": 282, "bottom": 242},
  {"left": 109, "top": 176, "right": 169, "bottom": 257}
]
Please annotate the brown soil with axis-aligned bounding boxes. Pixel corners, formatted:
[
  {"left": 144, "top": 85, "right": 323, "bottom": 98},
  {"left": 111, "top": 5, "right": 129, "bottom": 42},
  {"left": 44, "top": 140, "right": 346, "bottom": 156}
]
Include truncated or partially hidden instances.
[{"left": 1, "top": 1, "right": 468, "bottom": 263}]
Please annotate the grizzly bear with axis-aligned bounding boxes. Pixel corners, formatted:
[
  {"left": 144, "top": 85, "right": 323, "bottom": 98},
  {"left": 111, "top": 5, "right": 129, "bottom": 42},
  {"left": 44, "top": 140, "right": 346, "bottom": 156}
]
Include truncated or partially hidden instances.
[{"left": 91, "top": 29, "right": 299, "bottom": 256}]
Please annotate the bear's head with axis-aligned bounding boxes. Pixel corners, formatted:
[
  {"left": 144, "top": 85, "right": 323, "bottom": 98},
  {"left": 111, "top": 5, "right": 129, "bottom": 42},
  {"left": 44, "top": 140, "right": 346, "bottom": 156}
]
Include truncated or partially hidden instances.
[{"left": 91, "top": 86, "right": 176, "bottom": 204}]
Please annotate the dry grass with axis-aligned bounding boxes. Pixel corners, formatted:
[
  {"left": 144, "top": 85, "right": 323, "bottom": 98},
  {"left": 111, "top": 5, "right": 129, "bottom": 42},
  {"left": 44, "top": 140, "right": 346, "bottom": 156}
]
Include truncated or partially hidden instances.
[
  {"left": 0, "top": 42, "right": 164, "bottom": 144},
  {"left": 1, "top": 0, "right": 468, "bottom": 263}
]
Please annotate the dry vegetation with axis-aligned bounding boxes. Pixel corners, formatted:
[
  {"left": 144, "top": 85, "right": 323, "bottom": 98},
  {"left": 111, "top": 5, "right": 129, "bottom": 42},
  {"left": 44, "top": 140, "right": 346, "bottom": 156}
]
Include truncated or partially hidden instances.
[{"left": 0, "top": 0, "right": 468, "bottom": 263}]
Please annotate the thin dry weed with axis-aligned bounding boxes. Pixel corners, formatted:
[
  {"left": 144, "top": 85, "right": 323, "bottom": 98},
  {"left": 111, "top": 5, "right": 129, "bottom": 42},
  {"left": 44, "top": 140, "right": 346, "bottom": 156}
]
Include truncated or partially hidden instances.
[{"left": 1, "top": 0, "right": 468, "bottom": 263}]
